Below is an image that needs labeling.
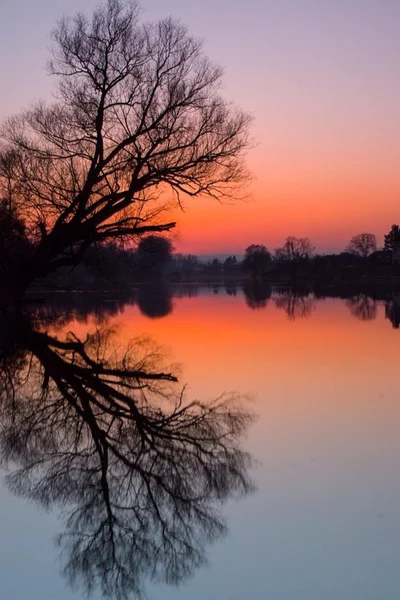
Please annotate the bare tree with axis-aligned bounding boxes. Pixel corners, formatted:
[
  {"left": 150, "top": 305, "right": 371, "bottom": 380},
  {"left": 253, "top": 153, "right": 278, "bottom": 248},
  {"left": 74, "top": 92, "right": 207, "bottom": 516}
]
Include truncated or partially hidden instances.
[
  {"left": 274, "top": 236, "right": 315, "bottom": 262},
  {"left": 345, "top": 233, "right": 377, "bottom": 258},
  {"left": 0, "top": 0, "right": 251, "bottom": 297}
]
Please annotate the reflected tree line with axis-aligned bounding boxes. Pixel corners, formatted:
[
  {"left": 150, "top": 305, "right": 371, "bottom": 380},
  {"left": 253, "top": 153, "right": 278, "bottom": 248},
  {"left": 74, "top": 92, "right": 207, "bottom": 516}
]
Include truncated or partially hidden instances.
[
  {"left": 32, "top": 283, "right": 174, "bottom": 323},
  {"left": 197, "top": 283, "right": 400, "bottom": 327},
  {"left": 30, "top": 283, "right": 400, "bottom": 328},
  {"left": 0, "top": 308, "right": 255, "bottom": 599},
  {"left": 239, "top": 284, "right": 400, "bottom": 327}
]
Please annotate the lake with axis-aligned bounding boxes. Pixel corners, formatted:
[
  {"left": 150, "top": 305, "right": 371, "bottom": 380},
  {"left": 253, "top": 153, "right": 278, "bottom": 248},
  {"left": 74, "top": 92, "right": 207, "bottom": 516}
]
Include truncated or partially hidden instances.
[{"left": 1, "top": 285, "right": 400, "bottom": 600}]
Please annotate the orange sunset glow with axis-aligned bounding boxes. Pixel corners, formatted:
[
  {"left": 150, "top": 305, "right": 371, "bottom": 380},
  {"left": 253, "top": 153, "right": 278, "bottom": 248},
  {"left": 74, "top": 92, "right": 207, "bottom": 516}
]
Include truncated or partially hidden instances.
[
  {"left": 2, "top": 1, "right": 400, "bottom": 256},
  {"left": 67, "top": 292, "right": 400, "bottom": 404},
  {"left": 170, "top": 141, "right": 400, "bottom": 255}
]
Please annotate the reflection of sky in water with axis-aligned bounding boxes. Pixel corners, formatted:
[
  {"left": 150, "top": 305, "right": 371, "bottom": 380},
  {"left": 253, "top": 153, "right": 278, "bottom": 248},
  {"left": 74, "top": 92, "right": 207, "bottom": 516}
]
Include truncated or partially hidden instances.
[{"left": 2, "top": 292, "right": 400, "bottom": 599}]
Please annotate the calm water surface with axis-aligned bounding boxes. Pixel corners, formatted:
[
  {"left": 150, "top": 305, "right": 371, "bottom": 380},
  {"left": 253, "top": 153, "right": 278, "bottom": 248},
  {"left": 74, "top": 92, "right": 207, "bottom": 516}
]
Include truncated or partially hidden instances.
[{"left": 1, "top": 287, "right": 400, "bottom": 599}]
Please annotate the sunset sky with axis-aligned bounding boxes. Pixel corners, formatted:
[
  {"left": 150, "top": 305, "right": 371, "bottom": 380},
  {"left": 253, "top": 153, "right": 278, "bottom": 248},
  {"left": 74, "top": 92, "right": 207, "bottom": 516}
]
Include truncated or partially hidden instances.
[{"left": 1, "top": 0, "right": 400, "bottom": 255}]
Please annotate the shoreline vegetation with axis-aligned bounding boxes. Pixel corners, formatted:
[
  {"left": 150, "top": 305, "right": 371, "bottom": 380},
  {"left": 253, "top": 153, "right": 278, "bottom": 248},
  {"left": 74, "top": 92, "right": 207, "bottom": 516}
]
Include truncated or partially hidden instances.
[{"left": 23, "top": 233, "right": 400, "bottom": 298}]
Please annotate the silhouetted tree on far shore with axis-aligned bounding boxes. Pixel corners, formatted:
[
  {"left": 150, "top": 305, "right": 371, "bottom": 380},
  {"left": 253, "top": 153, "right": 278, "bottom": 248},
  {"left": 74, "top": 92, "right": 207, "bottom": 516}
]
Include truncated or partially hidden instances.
[
  {"left": 384, "top": 225, "right": 400, "bottom": 252},
  {"left": 135, "top": 235, "right": 174, "bottom": 278},
  {"left": 242, "top": 244, "right": 271, "bottom": 277},
  {"left": 346, "top": 233, "right": 377, "bottom": 258},
  {"left": 205, "top": 258, "right": 223, "bottom": 276},
  {"left": 385, "top": 295, "right": 400, "bottom": 328},
  {"left": 274, "top": 236, "right": 315, "bottom": 263},
  {"left": 223, "top": 255, "right": 239, "bottom": 275},
  {"left": 384, "top": 225, "right": 400, "bottom": 264}
]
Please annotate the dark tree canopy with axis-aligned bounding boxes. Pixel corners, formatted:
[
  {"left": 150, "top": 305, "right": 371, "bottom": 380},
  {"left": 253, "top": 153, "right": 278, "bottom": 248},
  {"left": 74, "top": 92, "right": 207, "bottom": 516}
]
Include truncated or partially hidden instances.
[
  {"left": 223, "top": 255, "right": 238, "bottom": 274},
  {"left": 346, "top": 233, "right": 377, "bottom": 258},
  {"left": 0, "top": 199, "right": 30, "bottom": 303},
  {"left": 0, "top": 0, "right": 251, "bottom": 296},
  {"left": 242, "top": 244, "right": 271, "bottom": 277},
  {"left": 0, "top": 199, "right": 28, "bottom": 271},
  {"left": 384, "top": 224, "right": 400, "bottom": 252},
  {"left": 136, "top": 235, "right": 174, "bottom": 272}
]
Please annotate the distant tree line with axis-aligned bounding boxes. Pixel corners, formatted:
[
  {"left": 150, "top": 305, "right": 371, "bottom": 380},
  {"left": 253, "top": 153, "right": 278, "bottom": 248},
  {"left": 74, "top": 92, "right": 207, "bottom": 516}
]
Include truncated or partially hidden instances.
[
  {"left": 168, "top": 225, "right": 400, "bottom": 283},
  {"left": 3, "top": 197, "right": 400, "bottom": 290},
  {"left": 239, "top": 226, "right": 400, "bottom": 281}
]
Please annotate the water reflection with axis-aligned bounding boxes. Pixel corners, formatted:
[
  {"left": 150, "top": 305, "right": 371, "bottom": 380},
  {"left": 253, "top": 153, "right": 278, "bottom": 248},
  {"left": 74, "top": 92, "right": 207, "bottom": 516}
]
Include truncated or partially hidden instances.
[
  {"left": 137, "top": 282, "right": 173, "bottom": 319},
  {"left": 242, "top": 281, "right": 271, "bottom": 309},
  {"left": 3, "top": 286, "right": 400, "bottom": 598},
  {"left": 225, "top": 283, "right": 238, "bottom": 297},
  {"left": 0, "top": 312, "right": 254, "bottom": 599},
  {"left": 385, "top": 293, "right": 400, "bottom": 329},
  {"left": 345, "top": 294, "right": 377, "bottom": 321},
  {"left": 274, "top": 289, "right": 316, "bottom": 320},
  {"left": 22, "top": 285, "right": 400, "bottom": 330}
]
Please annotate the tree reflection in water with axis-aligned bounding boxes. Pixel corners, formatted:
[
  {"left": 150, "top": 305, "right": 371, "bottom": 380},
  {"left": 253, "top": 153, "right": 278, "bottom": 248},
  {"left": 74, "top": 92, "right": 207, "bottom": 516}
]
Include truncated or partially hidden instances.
[
  {"left": 385, "top": 294, "right": 400, "bottom": 328},
  {"left": 274, "top": 289, "right": 316, "bottom": 320},
  {"left": 0, "top": 312, "right": 254, "bottom": 599},
  {"left": 242, "top": 281, "right": 271, "bottom": 309},
  {"left": 345, "top": 294, "right": 377, "bottom": 321},
  {"left": 137, "top": 282, "right": 173, "bottom": 319}
]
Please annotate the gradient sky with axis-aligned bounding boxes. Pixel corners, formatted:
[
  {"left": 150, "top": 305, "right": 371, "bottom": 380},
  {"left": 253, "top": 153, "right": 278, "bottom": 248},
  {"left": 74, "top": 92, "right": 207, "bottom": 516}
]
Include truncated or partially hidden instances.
[{"left": 1, "top": 0, "right": 400, "bottom": 254}]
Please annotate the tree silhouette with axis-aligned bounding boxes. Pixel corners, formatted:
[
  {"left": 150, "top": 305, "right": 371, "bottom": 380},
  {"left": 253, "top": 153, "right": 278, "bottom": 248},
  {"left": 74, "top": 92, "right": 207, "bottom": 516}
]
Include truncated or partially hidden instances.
[
  {"left": 0, "top": 0, "right": 251, "bottom": 299},
  {"left": 0, "top": 312, "right": 254, "bottom": 599},
  {"left": 274, "top": 236, "right": 314, "bottom": 262},
  {"left": 384, "top": 225, "right": 400, "bottom": 262},
  {"left": 242, "top": 245, "right": 271, "bottom": 277},
  {"left": 345, "top": 233, "right": 377, "bottom": 258},
  {"left": 137, "top": 235, "right": 173, "bottom": 265},
  {"left": 223, "top": 255, "right": 238, "bottom": 275}
]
